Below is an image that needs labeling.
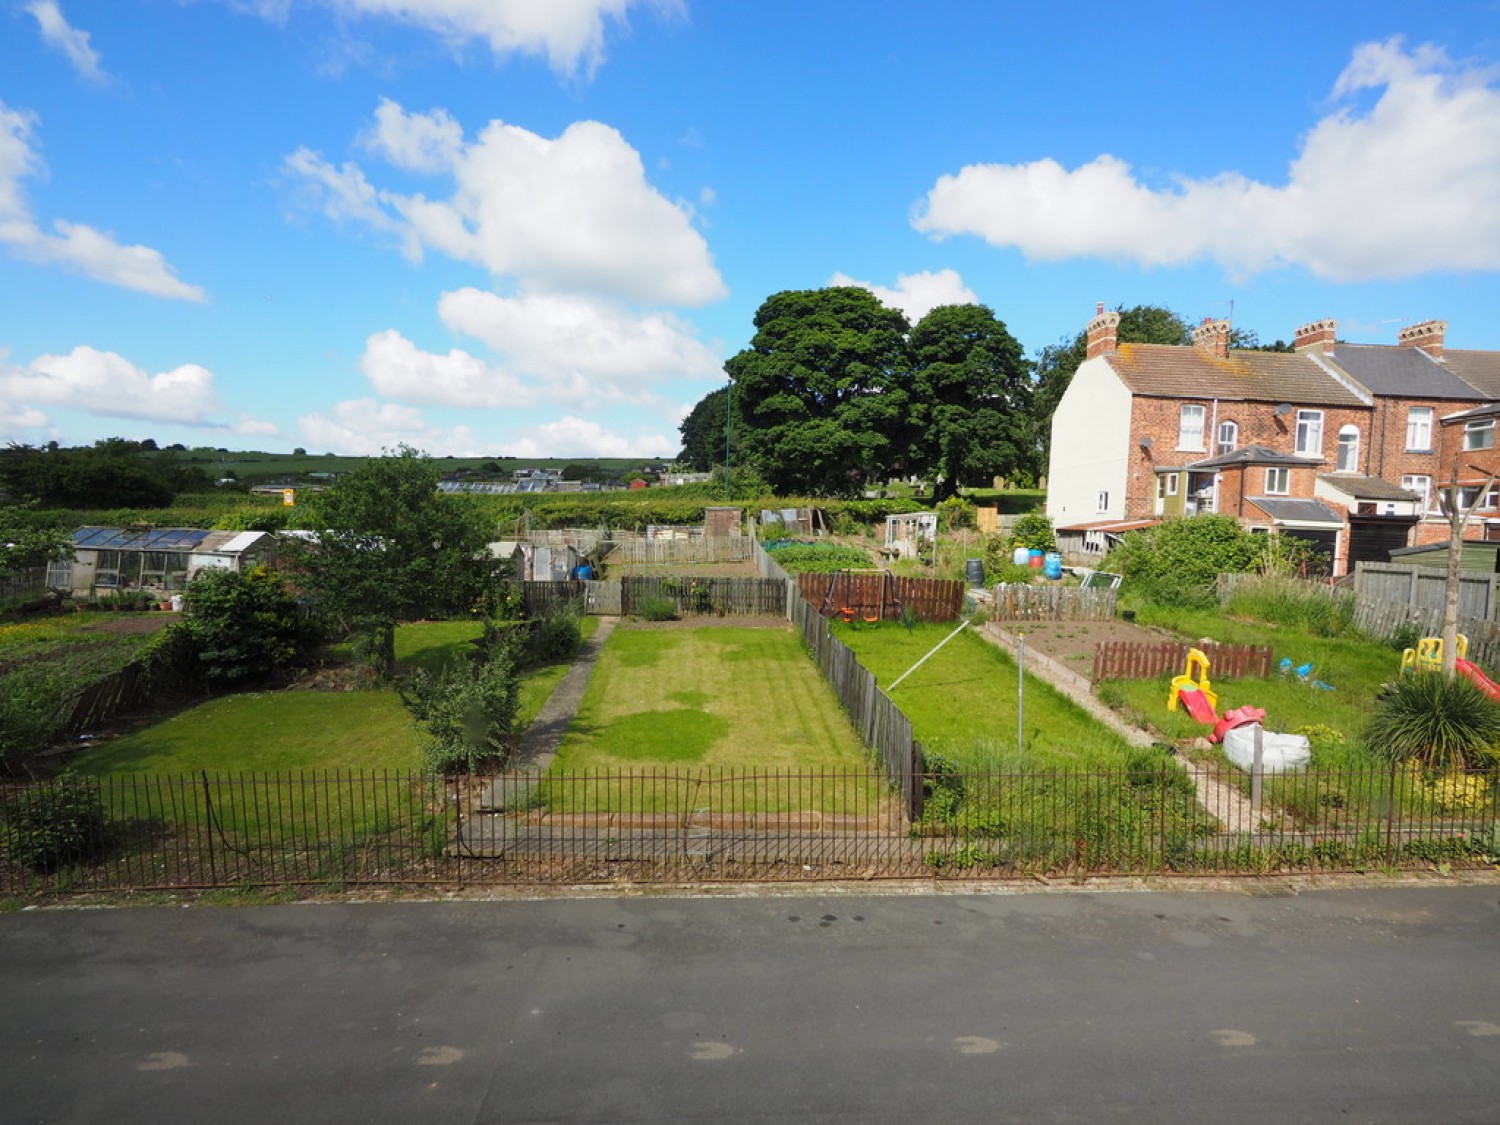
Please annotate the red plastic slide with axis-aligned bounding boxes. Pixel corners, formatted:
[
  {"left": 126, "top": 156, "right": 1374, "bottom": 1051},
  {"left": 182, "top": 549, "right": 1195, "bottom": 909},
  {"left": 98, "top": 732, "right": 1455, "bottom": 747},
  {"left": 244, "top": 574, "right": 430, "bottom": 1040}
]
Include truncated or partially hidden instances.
[
  {"left": 1176, "top": 686, "right": 1219, "bottom": 725},
  {"left": 1456, "top": 658, "right": 1500, "bottom": 700}
]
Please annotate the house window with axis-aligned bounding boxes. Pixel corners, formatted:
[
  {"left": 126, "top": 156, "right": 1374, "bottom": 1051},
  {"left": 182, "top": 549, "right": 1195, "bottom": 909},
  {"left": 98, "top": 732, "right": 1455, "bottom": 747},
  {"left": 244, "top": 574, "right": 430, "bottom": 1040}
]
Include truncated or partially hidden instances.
[
  {"left": 1265, "top": 467, "right": 1290, "bottom": 495},
  {"left": 1336, "top": 425, "right": 1360, "bottom": 472},
  {"left": 1465, "top": 419, "right": 1496, "bottom": 451},
  {"left": 1401, "top": 474, "right": 1433, "bottom": 512},
  {"left": 1216, "top": 420, "right": 1238, "bottom": 456},
  {"left": 1177, "top": 404, "right": 1205, "bottom": 450},
  {"left": 1096, "top": 491, "right": 1109, "bottom": 513},
  {"left": 1295, "top": 410, "right": 1324, "bottom": 456},
  {"left": 1459, "top": 484, "right": 1500, "bottom": 511},
  {"left": 1405, "top": 407, "right": 1433, "bottom": 451}
]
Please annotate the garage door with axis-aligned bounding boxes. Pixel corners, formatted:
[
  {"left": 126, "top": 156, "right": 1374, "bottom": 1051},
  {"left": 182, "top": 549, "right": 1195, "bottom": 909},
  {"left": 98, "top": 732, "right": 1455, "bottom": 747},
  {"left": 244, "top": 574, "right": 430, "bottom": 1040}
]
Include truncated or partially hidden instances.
[{"left": 1348, "top": 520, "right": 1412, "bottom": 568}]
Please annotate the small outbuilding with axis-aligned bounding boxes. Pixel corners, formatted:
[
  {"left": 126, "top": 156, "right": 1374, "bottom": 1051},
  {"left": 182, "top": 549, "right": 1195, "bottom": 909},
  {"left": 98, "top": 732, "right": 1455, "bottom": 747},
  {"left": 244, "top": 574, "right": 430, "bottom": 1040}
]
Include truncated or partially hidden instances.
[{"left": 50, "top": 526, "right": 276, "bottom": 598}]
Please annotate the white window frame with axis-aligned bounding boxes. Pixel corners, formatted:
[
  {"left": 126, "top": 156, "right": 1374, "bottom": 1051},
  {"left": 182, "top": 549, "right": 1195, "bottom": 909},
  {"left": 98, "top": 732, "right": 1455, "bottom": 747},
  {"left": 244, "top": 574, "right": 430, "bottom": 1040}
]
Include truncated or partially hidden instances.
[
  {"left": 1216, "top": 420, "right": 1238, "bottom": 456},
  {"left": 1336, "top": 425, "right": 1360, "bottom": 472},
  {"left": 1401, "top": 474, "right": 1433, "bottom": 513},
  {"left": 1177, "top": 404, "right": 1206, "bottom": 451},
  {"left": 1096, "top": 491, "right": 1109, "bottom": 513},
  {"left": 1405, "top": 407, "right": 1433, "bottom": 451},
  {"left": 1459, "top": 484, "right": 1500, "bottom": 512},
  {"left": 1465, "top": 419, "right": 1496, "bottom": 451},
  {"left": 1265, "top": 467, "right": 1290, "bottom": 495},
  {"left": 1295, "top": 410, "right": 1324, "bottom": 457}
]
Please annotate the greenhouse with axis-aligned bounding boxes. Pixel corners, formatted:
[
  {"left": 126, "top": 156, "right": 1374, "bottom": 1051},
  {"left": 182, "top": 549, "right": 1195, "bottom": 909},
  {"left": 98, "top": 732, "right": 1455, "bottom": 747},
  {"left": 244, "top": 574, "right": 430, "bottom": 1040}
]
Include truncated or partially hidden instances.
[{"left": 49, "top": 527, "right": 275, "bottom": 598}]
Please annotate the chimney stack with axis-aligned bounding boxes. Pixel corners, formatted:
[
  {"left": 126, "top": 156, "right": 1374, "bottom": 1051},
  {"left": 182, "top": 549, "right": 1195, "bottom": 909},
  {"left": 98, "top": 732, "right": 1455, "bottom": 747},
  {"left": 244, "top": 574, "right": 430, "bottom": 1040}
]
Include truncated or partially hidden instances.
[
  {"left": 1398, "top": 320, "right": 1446, "bottom": 359},
  {"left": 1192, "top": 317, "right": 1230, "bottom": 360},
  {"left": 1293, "top": 318, "right": 1337, "bottom": 354},
  {"left": 1085, "top": 304, "right": 1120, "bottom": 360}
]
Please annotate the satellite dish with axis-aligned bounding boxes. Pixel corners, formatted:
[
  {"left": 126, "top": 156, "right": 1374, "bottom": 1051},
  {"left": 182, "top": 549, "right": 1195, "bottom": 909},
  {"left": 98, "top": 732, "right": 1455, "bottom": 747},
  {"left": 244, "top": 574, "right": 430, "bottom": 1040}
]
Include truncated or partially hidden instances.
[
  {"left": 1139, "top": 436, "right": 1154, "bottom": 449},
  {"left": 1275, "top": 403, "right": 1293, "bottom": 416}
]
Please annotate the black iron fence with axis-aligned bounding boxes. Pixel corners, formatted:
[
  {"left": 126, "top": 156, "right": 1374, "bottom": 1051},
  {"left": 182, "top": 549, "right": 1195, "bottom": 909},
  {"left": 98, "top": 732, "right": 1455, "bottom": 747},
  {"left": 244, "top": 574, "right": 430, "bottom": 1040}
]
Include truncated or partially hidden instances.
[{"left": 5, "top": 764, "right": 1498, "bottom": 895}]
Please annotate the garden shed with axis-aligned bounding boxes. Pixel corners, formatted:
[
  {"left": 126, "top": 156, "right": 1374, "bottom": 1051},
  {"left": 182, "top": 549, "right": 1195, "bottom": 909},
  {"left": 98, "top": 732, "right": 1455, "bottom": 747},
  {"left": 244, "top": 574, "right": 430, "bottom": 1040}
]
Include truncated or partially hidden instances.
[
  {"left": 883, "top": 512, "right": 938, "bottom": 559},
  {"left": 50, "top": 527, "right": 275, "bottom": 598}
]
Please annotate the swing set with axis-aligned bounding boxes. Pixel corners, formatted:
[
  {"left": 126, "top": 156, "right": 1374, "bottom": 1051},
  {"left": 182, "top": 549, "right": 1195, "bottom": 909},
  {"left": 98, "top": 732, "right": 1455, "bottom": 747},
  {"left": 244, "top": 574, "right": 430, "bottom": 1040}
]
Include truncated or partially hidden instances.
[{"left": 819, "top": 569, "right": 906, "bottom": 625}]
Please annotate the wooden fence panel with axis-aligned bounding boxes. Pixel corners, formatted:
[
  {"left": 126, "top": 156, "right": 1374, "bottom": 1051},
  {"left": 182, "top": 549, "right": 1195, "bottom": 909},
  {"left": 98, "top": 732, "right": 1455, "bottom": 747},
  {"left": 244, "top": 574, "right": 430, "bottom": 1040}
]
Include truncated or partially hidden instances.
[
  {"left": 796, "top": 572, "right": 963, "bottom": 622},
  {"left": 1092, "top": 641, "right": 1273, "bottom": 683},
  {"left": 1355, "top": 562, "right": 1496, "bottom": 621},
  {"left": 987, "top": 584, "right": 1118, "bottom": 622},
  {"left": 607, "top": 536, "right": 752, "bottom": 567},
  {"left": 522, "top": 578, "right": 784, "bottom": 617}
]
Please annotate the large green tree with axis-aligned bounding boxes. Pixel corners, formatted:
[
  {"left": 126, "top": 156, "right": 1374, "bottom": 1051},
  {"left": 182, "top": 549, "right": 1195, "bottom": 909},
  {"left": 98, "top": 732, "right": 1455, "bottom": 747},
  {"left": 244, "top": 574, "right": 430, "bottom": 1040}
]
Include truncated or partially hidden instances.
[
  {"left": 724, "top": 287, "right": 911, "bottom": 497},
  {"left": 290, "top": 447, "right": 497, "bottom": 678},
  {"left": 905, "top": 304, "right": 1033, "bottom": 500},
  {"left": 0, "top": 439, "right": 209, "bottom": 508},
  {"left": 676, "top": 385, "right": 739, "bottom": 474}
]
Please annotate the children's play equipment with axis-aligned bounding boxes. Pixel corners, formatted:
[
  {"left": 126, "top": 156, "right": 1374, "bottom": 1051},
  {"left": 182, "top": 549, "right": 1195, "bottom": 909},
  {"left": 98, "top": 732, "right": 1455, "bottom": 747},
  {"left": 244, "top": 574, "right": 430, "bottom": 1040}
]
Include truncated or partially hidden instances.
[
  {"left": 1399, "top": 634, "right": 1467, "bottom": 676},
  {"left": 820, "top": 569, "right": 905, "bottom": 625},
  {"left": 1278, "top": 656, "right": 1336, "bottom": 691},
  {"left": 1168, "top": 647, "right": 1266, "bottom": 743}
]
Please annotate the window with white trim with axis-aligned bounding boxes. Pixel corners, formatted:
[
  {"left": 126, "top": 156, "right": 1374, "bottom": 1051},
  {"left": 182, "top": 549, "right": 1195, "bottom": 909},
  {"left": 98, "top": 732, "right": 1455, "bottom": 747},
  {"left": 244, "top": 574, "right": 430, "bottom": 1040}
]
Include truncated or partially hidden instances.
[
  {"left": 1177, "top": 404, "right": 1205, "bottom": 451},
  {"left": 1294, "top": 410, "right": 1324, "bottom": 457},
  {"left": 1405, "top": 407, "right": 1433, "bottom": 451},
  {"left": 1401, "top": 474, "right": 1433, "bottom": 512},
  {"left": 1096, "top": 491, "right": 1109, "bottom": 513},
  {"left": 1465, "top": 419, "right": 1496, "bottom": 451},
  {"left": 1265, "top": 467, "right": 1290, "bottom": 495},
  {"left": 1459, "top": 483, "right": 1500, "bottom": 511},
  {"left": 1216, "top": 420, "right": 1238, "bottom": 456},
  {"left": 1336, "top": 425, "right": 1360, "bottom": 472}
]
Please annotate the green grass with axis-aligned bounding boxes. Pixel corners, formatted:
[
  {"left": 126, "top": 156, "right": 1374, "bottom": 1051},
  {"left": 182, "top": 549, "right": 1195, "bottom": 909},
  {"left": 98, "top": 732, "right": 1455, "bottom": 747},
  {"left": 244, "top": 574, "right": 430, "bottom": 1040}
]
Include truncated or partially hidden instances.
[
  {"left": 71, "top": 692, "right": 424, "bottom": 775},
  {"left": 835, "top": 622, "right": 1143, "bottom": 770},
  {"left": 545, "top": 625, "right": 882, "bottom": 812}
]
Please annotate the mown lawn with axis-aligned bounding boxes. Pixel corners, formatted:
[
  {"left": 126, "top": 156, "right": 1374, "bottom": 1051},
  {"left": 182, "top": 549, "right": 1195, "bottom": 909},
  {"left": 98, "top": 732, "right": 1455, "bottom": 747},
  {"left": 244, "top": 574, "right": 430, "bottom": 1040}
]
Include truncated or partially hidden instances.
[
  {"left": 834, "top": 621, "right": 1145, "bottom": 770},
  {"left": 546, "top": 624, "right": 884, "bottom": 812}
]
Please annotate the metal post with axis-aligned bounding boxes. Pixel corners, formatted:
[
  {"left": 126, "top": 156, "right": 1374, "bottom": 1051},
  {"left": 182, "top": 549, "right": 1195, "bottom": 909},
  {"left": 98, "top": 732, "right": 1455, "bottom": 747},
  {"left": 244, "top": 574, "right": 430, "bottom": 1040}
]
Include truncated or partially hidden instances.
[
  {"left": 1017, "top": 632, "right": 1026, "bottom": 755},
  {"left": 724, "top": 378, "right": 733, "bottom": 499},
  {"left": 1250, "top": 724, "right": 1264, "bottom": 824}
]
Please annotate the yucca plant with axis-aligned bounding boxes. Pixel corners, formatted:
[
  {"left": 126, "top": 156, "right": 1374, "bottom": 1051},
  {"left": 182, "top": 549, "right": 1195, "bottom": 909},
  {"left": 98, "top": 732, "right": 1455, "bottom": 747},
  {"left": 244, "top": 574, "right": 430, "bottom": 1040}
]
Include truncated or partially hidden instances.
[{"left": 1364, "top": 673, "right": 1500, "bottom": 771}]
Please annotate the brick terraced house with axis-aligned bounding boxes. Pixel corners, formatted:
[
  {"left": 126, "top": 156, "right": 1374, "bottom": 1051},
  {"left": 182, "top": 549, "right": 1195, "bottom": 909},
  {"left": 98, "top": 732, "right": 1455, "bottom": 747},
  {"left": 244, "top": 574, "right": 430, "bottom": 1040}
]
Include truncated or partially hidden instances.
[{"left": 1047, "top": 306, "right": 1500, "bottom": 575}]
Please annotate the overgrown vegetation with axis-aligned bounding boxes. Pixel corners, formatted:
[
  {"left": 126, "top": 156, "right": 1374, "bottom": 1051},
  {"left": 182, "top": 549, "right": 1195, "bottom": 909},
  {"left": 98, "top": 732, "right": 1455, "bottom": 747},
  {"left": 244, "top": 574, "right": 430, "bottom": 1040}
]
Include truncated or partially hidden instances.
[
  {"left": 1, "top": 772, "right": 105, "bottom": 871},
  {"left": 1105, "top": 515, "right": 1307, "bottom": 608},
  {"left": 763, "top": 542, "right": 875, "bottom": 573},
  {"left": 1364, "top": 673, "right": 1500, "bottom": 772}
]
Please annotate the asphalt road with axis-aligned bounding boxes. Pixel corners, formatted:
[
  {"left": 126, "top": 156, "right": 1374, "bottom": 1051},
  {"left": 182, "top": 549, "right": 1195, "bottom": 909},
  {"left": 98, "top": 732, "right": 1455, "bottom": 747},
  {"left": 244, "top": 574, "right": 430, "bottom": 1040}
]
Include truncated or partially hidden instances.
[{"left": 4, "top": 883, "right": 1500, "bottom": 1123}]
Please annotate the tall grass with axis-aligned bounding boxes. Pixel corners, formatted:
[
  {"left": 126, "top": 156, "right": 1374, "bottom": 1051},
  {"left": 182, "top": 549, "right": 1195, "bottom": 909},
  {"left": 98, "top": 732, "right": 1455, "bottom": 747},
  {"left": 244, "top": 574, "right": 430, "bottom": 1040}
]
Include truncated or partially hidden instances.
[{"left": 1221, "top": 573, "right": 1357, "bottom": 637}]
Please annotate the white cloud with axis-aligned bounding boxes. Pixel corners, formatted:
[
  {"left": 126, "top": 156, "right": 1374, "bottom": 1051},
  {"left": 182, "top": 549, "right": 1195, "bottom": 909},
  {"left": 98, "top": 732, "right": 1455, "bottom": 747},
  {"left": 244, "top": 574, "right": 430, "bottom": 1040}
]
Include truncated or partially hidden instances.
[
  {"left": 0, "top": 102, "right": 207, "bottom": 300},
  {"left": 0, "top": 346, "right": 222, "bottom": 424},
  {"left": 912, "top": 38, "right": 1500, "bottom": 281},
  {"left": 0, "top": 402, "right": 52, "bottom": 441},
  {"left": 315, "top": 0, "right": 679, "bottom": 78},
  {"left": 358, "top": 327, "right": 537, "bottom": 408},
  {"left": 286, "top": 101, "right": 725, "bottom": 305},
  {"left": 26, "top": 1, "right": 108, "bottom": 84},
  {"left": 297, "top": 397, "right": 483, "bottom": 456},
  {"left": 498, "top": 415, "right": 674, "bottom": 458},
  {"left": 440, "top": 287, "right": 721, "bottom": 389},
  {"left": 828, "top": 268, "right": 977, "bottom": 323}
]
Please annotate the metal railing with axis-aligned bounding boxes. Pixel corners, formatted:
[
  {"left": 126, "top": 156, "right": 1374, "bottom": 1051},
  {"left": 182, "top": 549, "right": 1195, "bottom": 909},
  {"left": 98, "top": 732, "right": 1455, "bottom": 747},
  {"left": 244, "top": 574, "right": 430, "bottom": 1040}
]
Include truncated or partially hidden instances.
[{"left": 5, "top": 764, "right": 1497, "bottom": 894}]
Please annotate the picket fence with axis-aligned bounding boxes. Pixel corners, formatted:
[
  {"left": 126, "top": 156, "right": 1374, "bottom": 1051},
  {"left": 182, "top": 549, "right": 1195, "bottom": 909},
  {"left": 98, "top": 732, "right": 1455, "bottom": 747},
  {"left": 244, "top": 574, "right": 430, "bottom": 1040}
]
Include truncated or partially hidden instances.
[
  {"left": 1092, "top": 640, "right": 1274, "bottom": 683},
  {"left": 987, "top": 583, "right": 1118, "bottom": 622},
  {"left": 604, "top": 535, "right": 753, "bottom": 566},
  {"left": 796, "top": 571, "right": 964, "bottom": 623}
]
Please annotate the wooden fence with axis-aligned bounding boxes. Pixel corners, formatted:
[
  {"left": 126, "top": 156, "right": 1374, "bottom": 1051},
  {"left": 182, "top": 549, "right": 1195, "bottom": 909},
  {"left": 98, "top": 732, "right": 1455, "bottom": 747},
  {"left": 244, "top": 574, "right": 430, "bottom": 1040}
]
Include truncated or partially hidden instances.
[
  {"left": 1354, "top": 561, "right": 1497, "bottom": 622},
  {"left": 523, "top": 576, "right": 788, "bottom": 618},
  {"left": 790, "top": 595, "right": 922, "bottom": 817},
  {"left": 796, "top": 571, "right": 964, "bottom": 623},
  {"left": 604, "top": 536, "right": 752, "bottom": 567},
  {"left": 987, "top": 583, "right": 1118, "bottom": 622},
  {"left": 1092, "top": 640, "right": 1274, "bottom": 683}
]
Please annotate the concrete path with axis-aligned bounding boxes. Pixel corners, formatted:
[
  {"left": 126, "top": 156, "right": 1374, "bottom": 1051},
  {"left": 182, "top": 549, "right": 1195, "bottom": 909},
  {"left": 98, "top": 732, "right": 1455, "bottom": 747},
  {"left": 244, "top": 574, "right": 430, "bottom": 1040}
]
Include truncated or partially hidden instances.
[
  {"left": 475, "top": 616, "right": 618, "bottom": 814},
  {"left": 979, "top": 621, "right": 1262, "bottom": 834}
]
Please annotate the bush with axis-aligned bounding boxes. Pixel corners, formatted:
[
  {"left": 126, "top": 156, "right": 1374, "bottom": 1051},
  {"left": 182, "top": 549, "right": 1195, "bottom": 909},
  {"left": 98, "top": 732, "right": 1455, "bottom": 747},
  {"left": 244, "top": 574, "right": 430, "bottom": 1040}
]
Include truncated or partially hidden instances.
[
  {"left": 401, "top": 648, "right": 521, "bottom": 773},
  {"left": 637, "top": 595, "right": 679, "bottom": 621},
  {"left": 0, "top": 666, "right": 68, "bottom": 772},
  {"left": 530, "top": 606, "right": 583, "bottom": 664},
  {"left": 181, "top": 566, "right": 323, "bottom": 687},
  {"left": 1104, "top": 515, "right": 1264, "bottom": 608},
  {"left": 1364, "top": 672, "right": 1500, "bottom": 772},
  {"left": 1007, "top": 512, "right": 1056, "bottom": 553},
  {"left": 1, "top": 772, "right": 106, "bottom": 871}
]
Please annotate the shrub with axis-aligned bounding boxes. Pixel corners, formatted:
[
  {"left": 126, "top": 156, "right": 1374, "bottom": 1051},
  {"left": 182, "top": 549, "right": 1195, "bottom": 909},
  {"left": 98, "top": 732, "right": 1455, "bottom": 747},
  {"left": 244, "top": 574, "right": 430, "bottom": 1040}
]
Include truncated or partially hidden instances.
[
  {"left": 530, "top": 606, "right": 583, "bottom": 664},
  {"left": 1007, "top": 511, "right": 1056, "bottom": 553},
  {"left": 181, "top": 566, "right": 323, "bottom": 687},
  {"left": 0, "top": 666, "right": 68, "bottom": 772},
  {"left": 1364, "top": 672, "right": 1500, "bottom": 772},
  {"left": 936, "top": 496, "right": 975, "bottom": 531},
  {"left": 1, "top": 772, "right": 106, "bottom": 871},
  {"left": 401, "top": 648, "right": 521, "bottom": 773},
  {"left": 1105, "top": 515, "right": 1264, "bottom": 608},
  {"left": 637, "top": 595, "right": 679, "bottom": 621}
]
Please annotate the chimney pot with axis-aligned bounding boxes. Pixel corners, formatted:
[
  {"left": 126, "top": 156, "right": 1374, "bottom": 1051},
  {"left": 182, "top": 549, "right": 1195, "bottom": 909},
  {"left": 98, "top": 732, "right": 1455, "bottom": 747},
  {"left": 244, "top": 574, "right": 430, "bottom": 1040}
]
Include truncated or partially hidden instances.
[
  {"left": 1192, "top": 318, "right": 1231, "bottom": 360},
  {"left": 1294, "top": 318, "right": 1337, "bottom": 354},
  {"left": 1398, "top": 319, "right": 1446, "bottom": 359},
  {"left": 1085, "top": 306, "right": 1120, "bottom": 360}
]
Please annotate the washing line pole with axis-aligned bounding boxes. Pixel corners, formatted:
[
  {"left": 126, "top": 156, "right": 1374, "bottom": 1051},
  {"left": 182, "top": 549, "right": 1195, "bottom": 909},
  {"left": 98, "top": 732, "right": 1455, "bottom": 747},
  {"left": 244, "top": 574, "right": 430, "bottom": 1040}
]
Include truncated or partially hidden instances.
[
  {"left": 887, "top": 619, "right": 971, "bottom": 693},
  {"left": 1017, "top": 631, "right": 1025, "bottom": 754}
]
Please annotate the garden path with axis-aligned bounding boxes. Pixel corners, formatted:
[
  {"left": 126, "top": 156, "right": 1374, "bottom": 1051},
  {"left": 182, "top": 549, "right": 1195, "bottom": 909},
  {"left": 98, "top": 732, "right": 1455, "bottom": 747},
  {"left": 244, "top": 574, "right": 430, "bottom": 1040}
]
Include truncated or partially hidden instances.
[
  {"left": 978, "top": 621, "right": 1261, "bottom": 834},
  {"left": 474, "top": 616, "right": 619, "bottom": 814}
]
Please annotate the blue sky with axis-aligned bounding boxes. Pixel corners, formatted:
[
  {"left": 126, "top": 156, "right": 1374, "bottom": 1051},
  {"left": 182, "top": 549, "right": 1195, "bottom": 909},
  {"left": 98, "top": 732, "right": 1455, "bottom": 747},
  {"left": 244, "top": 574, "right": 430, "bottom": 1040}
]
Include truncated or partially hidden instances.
[{"left": 3, "top": 1, "right": 1499, "bottom": 458}]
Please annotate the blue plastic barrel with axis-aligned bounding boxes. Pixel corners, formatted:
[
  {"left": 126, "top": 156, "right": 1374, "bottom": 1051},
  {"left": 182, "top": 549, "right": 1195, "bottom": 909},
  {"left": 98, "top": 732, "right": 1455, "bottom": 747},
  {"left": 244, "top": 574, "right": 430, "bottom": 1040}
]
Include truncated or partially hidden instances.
[
  {"left": 1028, "top": 548, "right": 1043, "bottom": 569},
  {"left": 1043, "top": 552, "right": 1063, "bottom": 580}
]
